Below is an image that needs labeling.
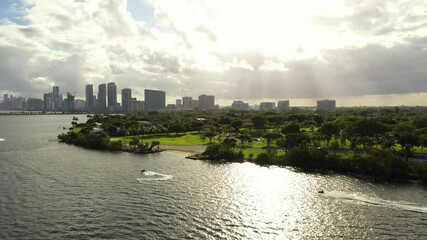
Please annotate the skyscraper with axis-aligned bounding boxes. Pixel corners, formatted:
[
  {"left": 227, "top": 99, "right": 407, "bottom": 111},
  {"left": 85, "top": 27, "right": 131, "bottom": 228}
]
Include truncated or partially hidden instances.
[
  {"left": 98, "top": 83, "right": 107, "bottom": 111},
  {"left": 277, "top": 100, "right": 290, "bottom": 110},
  {"left": 198, "top": 94, "right": 215, "bottom": 110},
  {"left": 121, "top": 88, "right": 132, "bottom": 112},
  {"left": 53, "top": 86, "right": 60, "bottom": 111},
  {"left": 66, "top": 92, "right": 75, "bottom": 111},
  {"left": 176, "top": 99, "right": 182, "bottom": 109},
  {"left": 317, "top": 99, "right": 336, "bottom": 111},
  {"left": 85, "top": 84, "right": 94, "bottom": 112},
  {"left": 144, "top": 89, "right": 165, "bottom": 111},
  {"left": 260, "top": 102, "right": 276, "bottom": 110},
  {"left": 182, "top": 96, "right": 192, "bottom": 109},
  {"left": 107, "top": 82, "right": 117, "bottom": 110},
  {"left": 43, "top": 93, "right": 53, "bottom": 111}
]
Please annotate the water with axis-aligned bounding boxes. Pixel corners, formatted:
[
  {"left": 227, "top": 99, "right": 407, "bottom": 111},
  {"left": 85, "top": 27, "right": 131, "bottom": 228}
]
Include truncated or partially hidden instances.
[{"left": 1, "top": 115, "right": 426, "bottom": 239}]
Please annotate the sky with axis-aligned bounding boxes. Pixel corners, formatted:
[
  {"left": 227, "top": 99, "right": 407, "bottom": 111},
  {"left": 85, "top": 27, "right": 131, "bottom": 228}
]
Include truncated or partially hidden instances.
[{"left": 1, "top": 0, "right": 427, "bottom": 106}]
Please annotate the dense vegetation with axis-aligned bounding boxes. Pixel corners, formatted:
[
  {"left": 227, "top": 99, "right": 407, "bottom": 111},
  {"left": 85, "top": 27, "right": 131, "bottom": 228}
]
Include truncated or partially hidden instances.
[{"left": 58, "top": 107, "right": 427, "bottom": 183}]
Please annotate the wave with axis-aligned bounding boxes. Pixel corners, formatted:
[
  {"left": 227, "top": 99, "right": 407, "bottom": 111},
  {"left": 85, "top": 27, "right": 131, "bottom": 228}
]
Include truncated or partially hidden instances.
[
  {"left": 137, "top": 171, "right": 173, "bottom": 182},
  {"left": 321, "top": 191, "right": 427, "bottom": 213},
  {"left": 0, "top": 138, "right": 5, "bottom": 142}
]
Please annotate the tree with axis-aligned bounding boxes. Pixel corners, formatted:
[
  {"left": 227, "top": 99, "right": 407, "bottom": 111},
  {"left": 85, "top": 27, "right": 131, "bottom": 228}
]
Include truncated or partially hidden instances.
[
  {"left": 230, "top": 119, "right": 243, "bottom": 133},
  {"left": 236, "top": 130, "right": 252, "bottom": 148},
  {"left": 281, "top": 122, "right": 300, "bottom": 135},
  {"left": 342, "top": 119, "right": 388, "bottom": 149},
  {"left": 223, "top": 137, "right": 237, "bottom": 147},
  {"left": 277, "top": 132, "right": 310, "bottom": 151},
  {"left": 201, "top": 125, "right": 217, "bottom": 143},
  {"left": 251, "top": 115, "right": 266, "bottom": 130},
  {"left": 318, "top": 122, "right": 340, "bottom": 146},
  {"left": 129, "top": 136, "right": 140, "bottom": 150},
  {"left": 263, "top": 132, "right": 282, "bottom": 149},
  {"left": 149, "top": 140, "right": 161, "bottom": 151},
  {"left": 168, "top": 122, "right": 185, "bottom": 136},
  {"left": 393, "top": 123, "right": 419, "bottom": 160}
]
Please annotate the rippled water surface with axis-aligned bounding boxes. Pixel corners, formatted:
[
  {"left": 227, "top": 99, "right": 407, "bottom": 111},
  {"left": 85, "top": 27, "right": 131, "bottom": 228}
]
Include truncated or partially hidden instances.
[{"left": 1, "top": 115, "right": 427, "bottom": 239}]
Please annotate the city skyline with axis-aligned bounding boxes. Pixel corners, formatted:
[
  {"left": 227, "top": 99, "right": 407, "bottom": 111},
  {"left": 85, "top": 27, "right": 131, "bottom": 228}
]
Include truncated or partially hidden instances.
[
  {"left": 1, "top": 1, "right": 427, "bottom": 107},
  {"left": 1, "top": 84, "right": 343, "bottom": 111}
]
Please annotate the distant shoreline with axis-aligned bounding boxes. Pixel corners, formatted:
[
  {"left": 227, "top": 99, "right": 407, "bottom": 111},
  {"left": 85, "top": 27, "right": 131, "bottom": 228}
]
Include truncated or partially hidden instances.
[{"left": 160, "top": 144, "right": 207, "bottom": 154}]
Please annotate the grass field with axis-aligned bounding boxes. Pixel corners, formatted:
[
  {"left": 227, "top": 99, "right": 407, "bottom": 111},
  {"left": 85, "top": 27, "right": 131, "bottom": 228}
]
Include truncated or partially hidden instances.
[{"left": 120, "top": 132, "right": 216, "bottom": 146}]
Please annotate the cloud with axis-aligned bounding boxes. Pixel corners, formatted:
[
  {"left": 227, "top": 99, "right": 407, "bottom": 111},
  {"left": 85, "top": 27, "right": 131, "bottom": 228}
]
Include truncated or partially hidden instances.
[{"left": 0, "top": 0, "right": 427, "bottom": 106}]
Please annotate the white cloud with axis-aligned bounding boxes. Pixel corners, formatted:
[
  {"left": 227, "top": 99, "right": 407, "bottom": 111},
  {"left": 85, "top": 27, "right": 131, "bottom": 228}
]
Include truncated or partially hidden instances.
[{"left": 0, "top": 0, "right": 427, "bottom": 106}]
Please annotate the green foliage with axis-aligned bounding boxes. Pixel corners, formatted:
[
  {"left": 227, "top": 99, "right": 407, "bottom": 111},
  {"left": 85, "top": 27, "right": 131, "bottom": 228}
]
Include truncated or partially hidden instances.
[
  {"left": 262, "top": 131, "right": 282, "bottom": 148},
  {"left": 202, "top": 143, "right": 244, "bottom": 162},
  {"left": 223, "top": 137, "right": 237, "bottom": 147},
  {"left": 109, "top": 140, "right": 124, "bottom": 151},
  {"left": 318, "top": 122, "right": 340, "bottom": 145},
  {"left": 281, "top": 122, "right": 300, "bottom": 134},
  {"left": 277, "top": 132, "right": 310, "bottom": 151},
  {"left": 251, "top": 115, "right": 266, "bottom": 129},
  {"left": 255, "top": 149, "right": 277, "bottom": 165}
]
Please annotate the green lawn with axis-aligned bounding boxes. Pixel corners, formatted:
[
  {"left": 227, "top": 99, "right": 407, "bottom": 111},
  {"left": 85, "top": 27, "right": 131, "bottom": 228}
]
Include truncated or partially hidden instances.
[{"left": 120, "top": 132, "right": 215, "bottom": 146}]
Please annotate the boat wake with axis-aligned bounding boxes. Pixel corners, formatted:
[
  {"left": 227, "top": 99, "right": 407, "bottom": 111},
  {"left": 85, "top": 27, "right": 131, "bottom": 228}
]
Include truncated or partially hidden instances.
[
  {"left": 137, "top": 171, "right": 173, "bottom": 182},
  {"left": 321, "top": 191, "right": 427, "bottom": 213}
]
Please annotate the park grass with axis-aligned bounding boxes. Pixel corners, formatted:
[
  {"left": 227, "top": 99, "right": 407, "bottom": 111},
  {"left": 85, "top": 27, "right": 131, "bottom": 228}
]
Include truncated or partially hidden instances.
[{"left": 119, "top": 131, "right": 215, "bottom": 146}]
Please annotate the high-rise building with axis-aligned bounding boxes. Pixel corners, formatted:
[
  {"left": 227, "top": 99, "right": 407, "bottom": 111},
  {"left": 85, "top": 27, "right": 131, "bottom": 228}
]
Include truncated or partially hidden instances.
[
  {"left": 107, "top": 82, "right": 117, "bottom": 110},
  {"left": 130, "top": 100, "right": 144, "bottom": 112},
  {"left": 182, "top": 96, "right": 192, "bottom": 109},
  {"left": 176, "top": 99, "right": 182, "bottom": 109},
  {"left": 260, "top": 102, "right": 276, "bottom": 110},
  {"left": 277, "top": 100, "right": 290, "bottom": 110},
  {"left": 317, "top": 99, "right": 336, "bottom": 111},
  {"left": 98, "top": 83, "right": 107, "bottom": 111},
  {"left": 144, "top": 89, "right": 165, "bottom": 111},
  {"left": 121, "top": 88, "right": 132, "bottom": 112},
  {"left": 53, "top": 86, "right": 60, "bottom": 111},
  {"left": 85, "top": 84, "right": 94, "bottom": 112},
  {"left": 43, "top": 93, "right": 53, "bottom": 111},
  {"left": 198, "top": 94, "right": 215, "bottom": 110},
  {"left": 66, "top": 92, "right": 75, "bottom": 111},
  {"left": 27, "top": 98, "right": 43, "bottom": 111},
  {"left": 231, "top": 100, "right": 250, "bottom": 110},
  {"left": 74, "top": 99, "right": 85, "bottom": 110},
  {"left": 190, "top": 99, "right": 199, "bottom": 109}
]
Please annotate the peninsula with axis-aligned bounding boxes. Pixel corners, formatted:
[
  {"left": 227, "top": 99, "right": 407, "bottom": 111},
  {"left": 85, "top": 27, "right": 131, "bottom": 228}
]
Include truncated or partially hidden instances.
[{"left": 58, "top": 108, "right": 427, "bottom": 183}]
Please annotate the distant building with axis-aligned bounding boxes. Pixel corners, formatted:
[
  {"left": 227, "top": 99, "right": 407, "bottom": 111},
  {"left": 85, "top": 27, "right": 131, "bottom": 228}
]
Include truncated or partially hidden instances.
[
  {"left": 198, "top": 94, "right": 215, "bottom": 110},
  {"left": 98, "top": 84, "right": 107, "bottom": 111},
  {"left": 260, "top": 102, "right": 276, "bottom": 110},
  {"left": 74, "top": 99, "right": 85, "bottom": 110},
  {"left": 53, "top": 86, "right": 60, "bottom": 111},
  {"left": 166, "top": 104, "right": 177, "bottom": 110},
  {"left": 277, "top": 100, "right": 290, "bottom": 110},
  {"left": 107, "top": 82, "right": 117, "bottom": 111},
  {"left": 182, "top": 96, "right": 192, "bottom": 109},
  {"left": 129, "top": 100, "right": 144, "bottom": 112},
  {"left": 144, "top": 89, "right": 165, "bottom": 111},
  {"left": 176, "top": 99, "right": 182, "bottom": 109},
  {"left": 43, "top": 93, "right": 53, "bottom": 111},
  {"left": 121, "top": 88, "right": 132, "bottom": 112},
  {"left": 231, "top": 100, "right": 250, "bottom": 110},
  {"left": 190, "top": 99, "right": 199, "bottom": 109},
  {"left": 317, "top": 99, "right": 336, "bottom": 111},
  {"left": 27, "top": 98, "right": 43, "bottom": 111},
  {"left": 85, "top": 84, "right": 94, "bottom": 112},
  {"left": 66, "top": 92, "right": 75, "bottom": 111}
]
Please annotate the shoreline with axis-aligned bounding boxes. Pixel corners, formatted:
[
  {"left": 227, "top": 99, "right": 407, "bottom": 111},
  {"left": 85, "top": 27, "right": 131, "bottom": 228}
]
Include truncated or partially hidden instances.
[{"left": 160, "top": 144, "right": 207, "bottom": 154}]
